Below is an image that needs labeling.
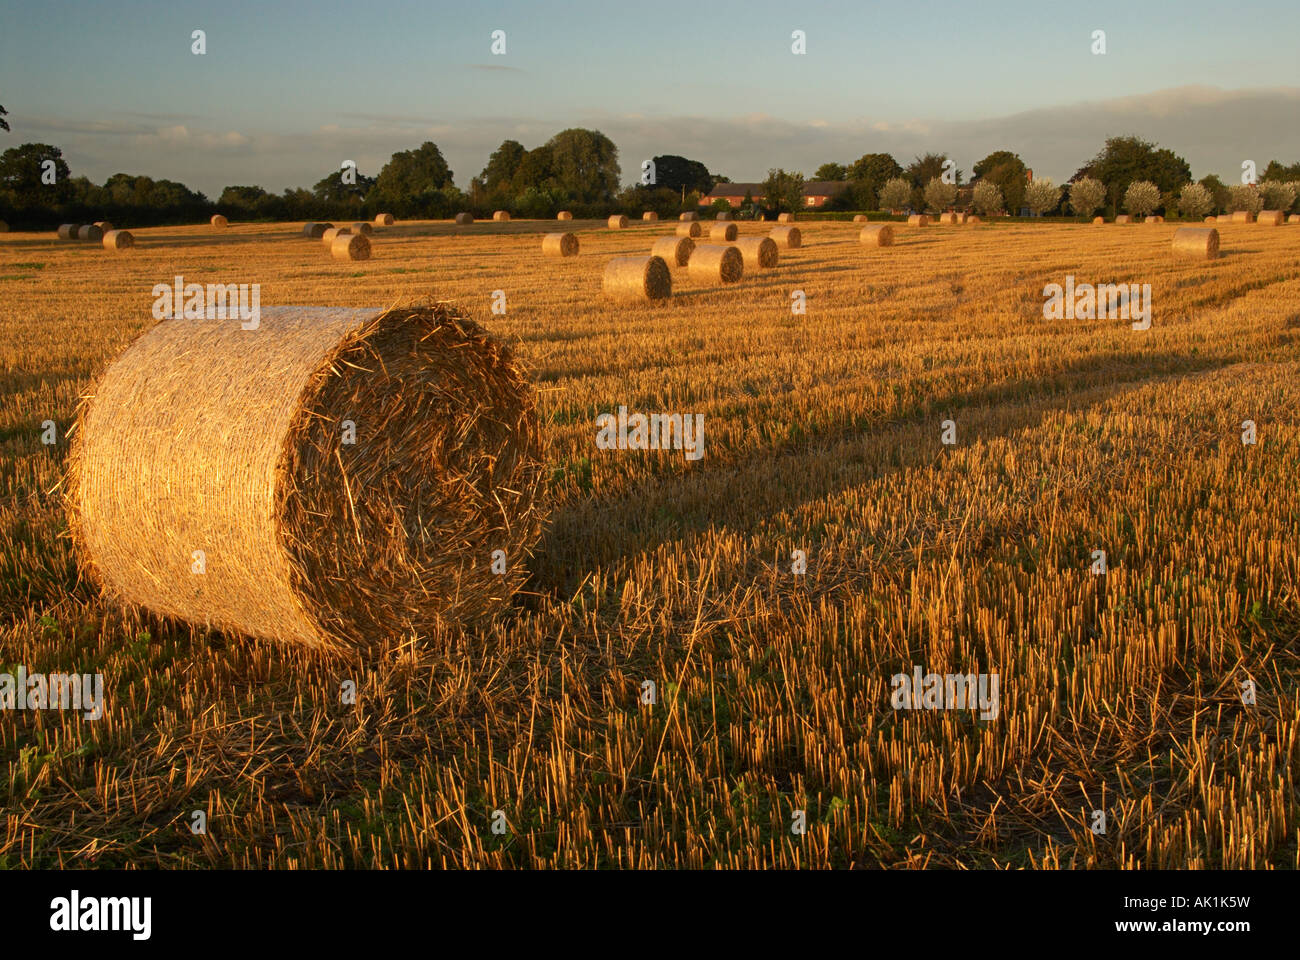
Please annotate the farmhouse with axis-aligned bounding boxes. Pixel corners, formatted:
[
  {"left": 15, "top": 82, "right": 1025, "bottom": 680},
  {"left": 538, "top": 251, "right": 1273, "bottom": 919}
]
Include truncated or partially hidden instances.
[{"left": 702, "top": 180, "right": 850, "bottom": 208}]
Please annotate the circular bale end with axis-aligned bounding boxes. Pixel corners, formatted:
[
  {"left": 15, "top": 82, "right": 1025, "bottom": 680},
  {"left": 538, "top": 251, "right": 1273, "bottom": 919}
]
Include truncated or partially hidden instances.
[
  {"left": 331, "top": 233, "right": 370, "bottom": 261},
  {"left": 374, "top": 213, "right": 395, "bottom": 226},
  {"left": 777, "top": 212, "right": 797, "bottom": 223},
  {"left": 1258, "top": 210, "right": 1284, "bottom": 226},
  {"left": 65, "top": 303, "right": 545, "bottom": 651},
  {"left": 642, "top": 211, "right": 659, "bottom": 221},
  {"left": 349, "top": 222, "right": 374, "bottom": 236},
  {"left": 211, "top": 215, "right": 228, "bottom": 228},
  {"left": 57, "top": 224, "right": 78, "bottom": 240},
  {"left": 102, "top": 230, "right": 134, "bottom": 251},
  {"left": 859, "top": 223, "right": 895, "bottom": 247},
  {"left": 709, "top": 222, "right": 738, "bottom": 241},
  {"left": 687, "top": 244, "right": 744, "bottom": 285},
  {"left": 907, "top": 214, "right": 928, "bottom": 227},
  {"left": 542, "top": 232, "right": 579, "bottom": 257},
  {"left": 733, "top": 236, "right": 778, "bottom": 270},
  {"left": 556, "top": 211, "right": 573, "bottom": 221},
  {"left": 493, "top": 210, "right": 511, "bottom": 222},
  {"left": 769, "top": 225, "right": 802, "bottom": 248},
  {"left": 454, "top": 212, "right": 474, "bottom": 225},
  {"left": 651, "top": 235, "right": 695, "bottom": 267},
  {"left": 603, "top": 255, "right": 672, "bottom": 300},
  {"left": 321, "top": 226, "right": 352, "bottom": 245},
  {"left": 1171, "top": 226, "right": 1219, "bottom": 260},
  {"left": 607, "top": 215, "right": 628, "bottom": 229},
  {"left": 676, "top": 222, "right": 702, "bottom": 238},
  {"left": 77, "top": 224, "right": 104, "bottom": 243}
]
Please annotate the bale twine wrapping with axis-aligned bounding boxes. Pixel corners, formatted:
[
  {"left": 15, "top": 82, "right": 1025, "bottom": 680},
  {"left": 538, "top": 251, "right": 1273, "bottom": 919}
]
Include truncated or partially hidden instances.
[
  {"left": 1258, "top": 210, "right": 1284, "bottom": 226},
  {"left": 455, "top": 213, "right": 474, "bottom": 225},
  {"left": 642, "top": 211, "right": 658, "bottom": 221},
  {"left": 102, "top": 230, "right": 134, "bottom": 251},
  {"left": 557, "top": 211, "right": 573, "bottom": 221},
  {"left": 607, "top": 215, "right": 628, "bottom": 229},
  {"left": 859, "top": 224, "right": 895, "bottom": 247},
  {"left": 1115, "top": 215, "right": 1132, "bottom": 224},
  {"left": 732, "top": 236, "right": 778, "bottom": 270},
  {"left": 321, "top": 227, "right": 352, "bottom": 245},
  {"left": 211, "top": 215, "right": 228, "bottom": 228},
  {"left": 769, "top": 225, "right": 802, "bottom": 248},
  {"left": 602, "top": 256, "right": 671, "bottom": 300},
  {"left": 1231, "top": 211, "right": 1254, "bottom": 223},
  {"left": 77, "top": 224, "right": 104, "bottom": 243},
  {"left": 493, "top": 210, "right": 511, "bottom": 222},
  {"left": 58, "top": 224, "right": 78, "bottom": 240},
  {"left": 331, "top": 233, "right": 371, "bottom": 261},
  {"left": 350, "top": 221, "right": 374, "bottom": 236},
  {"left": 1171, "top": 226, "right": 1219, "bottom": 260},
  {"left": 303, "top": 222, "right": 332, "bottom": 239},
  {"left": 651, "top": 235, "right": 695, "bottom": 267},
  {"left": 907, "top": 214, "right": 928, "bottom": 227},
  {"left": 374, "top": 213, "right": 395, "bottom": 226},
  {"left": 676, "top": 222, "right": 702, "bottom": 238},
  {"left": 542, "top": 232, "right": 579, "bottom": 257},
  {"left": 853, "top": 215, "right": 868, "bottom": 223},
  {"left": 679, "top": 212, "right": 698, "bottom": 221},
  {"left": 94, "top": 221, "right": 114, "bottom": 231},
  {"left": 777, "top": 212, "right": 797, "bottom": 223},
  {"left": 65, "top": 303, "right": 545, "bottom": 651},
  {"left": 710, "top": 222, "right": 738, "bottom": 241},
  {"left": 688, "top": 244, "right": 744, "bottom": 285}
]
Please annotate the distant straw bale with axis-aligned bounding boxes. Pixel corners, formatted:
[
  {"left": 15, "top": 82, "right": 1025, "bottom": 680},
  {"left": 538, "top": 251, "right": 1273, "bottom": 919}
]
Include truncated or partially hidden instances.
[
  {"left": 607, "top": 215, "right": 628, "bottom": 229},
  {"left": 350, "top": 222, "right": 374, "bottom": 236},
  {"left": 77, "top": 224, "right": 104, "bottom": 242},
  {"left": 331, "top": 233, "right": 370, "bottom": 261},
  {"left": 1171, "top": 226, "right": 1219, "bottom": 260},
  {"left": 211, "top": 215, "right": 228, "bottom": 228},
  {"left": 603, "top": 256, "right": 671, "bottom": 300},
  {"left": 859, "top": 224, "right": 894, "bottom": 247},
  {"left": 732, "top": 236, "right": 778, "bottom": 269},
  {"left": 1257, "top": 210, "right": 1284, "bottom": 226},
  {"left": 455, "top": 213, "right": 474, "bottom": 225},
  {"left": 374, "top": 213, "right": 395, "bottom": 226},
  {"left": 710, "top": 222, "right": 738, "bottom": 241},
  {"left": 493, "top": 210, "right": 511, "bottom": 222},
  {"left": 651, "top": 235, "right": 695, "bottom": 267},
  {"left": 769, "top": 225, "right": 802, "bottom": 248},
  {"left": 642, "top": 211, "right": 658, "bottom": 221},
  {"left": 542, "top": 232, "right": 579, "bottom": 257},
  {"left": 688, "top": 244, "right": 744, "bottom": 284},
  {"left": 102, "top": 230, "right": 134, "bottom": 251},
  {"left": 676, "top": 222, "right": 702, "bottom": 238}
]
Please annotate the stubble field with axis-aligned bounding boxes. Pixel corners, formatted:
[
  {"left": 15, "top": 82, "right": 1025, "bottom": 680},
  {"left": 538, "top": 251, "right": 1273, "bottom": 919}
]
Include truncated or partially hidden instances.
[{"left": 2, "top": 216, "right": 1298, "bottom": 868}]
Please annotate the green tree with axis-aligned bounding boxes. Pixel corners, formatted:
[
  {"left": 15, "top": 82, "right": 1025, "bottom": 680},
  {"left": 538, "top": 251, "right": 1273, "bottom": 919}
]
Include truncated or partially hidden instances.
[
  {"left": 847, "top": 152, "right": 902, "bottom": 210},
  {"left": 1259, "top": 180, "right": 1297, "bottom": 212},
  {"left": 311, "top": 166, "right": 375, "bottom": 204},
  {"left": 923, "top": 177, "right": 956, "bottom": 212},
  {"left": 649, "top": 155, "right": 714, "bottom": 195},
  {"left": 1024, "top": 178, "right": 1061, "bottom": 216},
  {"left": 973, "top": 151, "right": 1028, "bottom": 216},
  {"left": 971, "top": 180, "right": 1004, "bottom": 216},
  {"left": 1226, "top": 184, "right": 1262, "bottom": 214},
  {"left": 1068, "top": 177, "right": 1106, "bottom": 217},
  {"left": 877, "top": 177, "right": 911, "bottom": 213},
  {"left": 0, "top": 142, "right": 71, "bottom": 205},
  {"left": 512, "top": 145, "right": 555, "bottom": 194},
  {"left": 1197, "top": 175, "right": 1228, "bottom": 215},
  {"left": 1123, "top": 180, "right": 1161, "bottom": 216},
  {"left": 814, "top": 162, "right": 847, "bottom": 181},
  {"left": 0, "top": 104, "right": 8, "bottom": 133},
  {"left": 761, "top": 168, "right": 805, "bottom": 214},
  {"left": 372, "top": 142, "right": 454, "bottom": 205},
  {"left": 1261, "top": 160, "right": 1300, "bottom": 183},
  {"left": 546, "top": 128, "right": 620, "bottom": 203},
  {"left": 479, "top": 140, "right": 527, "bottom": 197},
  {"left": 1178, "top": 182, "right": 1212, "bottom": 218},
  {"left": 1076, "top": 136, "right": 1191, "bottom": 214}
]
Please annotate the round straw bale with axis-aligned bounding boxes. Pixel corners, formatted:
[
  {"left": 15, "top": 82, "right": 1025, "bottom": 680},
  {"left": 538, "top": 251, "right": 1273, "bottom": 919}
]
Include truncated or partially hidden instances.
[
  {"left": 732, "top": 236, "right": 778, "bottom": 270},
  {"left": 321, "top": 226, "right": 352, "bottom": 245},
  {"left": 651, "top": 235, "right": 695, "bottom": 267},
  {"left": 676, "top": 222, "right": 702, "bottom": 238},
  {"left": 1171, "top": 226, "right": 1219, "bottom": 260},
  {"left": 557, "top": 211, "right": 573, "bottom": 221},
  {"left": 331, "top": 233, "right": 371, "bottom": 261},
  {"left": 94, "top": 220, "right": 114, "bottom": 231},
  {"left": 1205, "top": 216, "right": 1217, "bottom": 223},
  {"left": 211, "top": 214, "right": 228, "bottom": 228},
  {"left": 102, "top": 229, "right": 134, "bottom": 251},
  {"left": 777, "top": 212, "right": 796, "bottom": 223},
  {"left": 1290, "top": 215, "right": 1300, "bottom": 224},
  {"left": 603, "top": 256, "right": 671, "bottom": 300},
  {"left": 493, "top": 210, "right": 511, "bottom": 222},
  {"left": 642, "top": 211, "right": 658, "bottom": 221},
  {"left": 939, "top": 212, "right": 959, "bottom": 225},
  {"left": 853, "top": 214, "right": 868, "bottom": 223},
  {"left": 1257, "top": 210, "right": 1284, "bottom": 226},
  {"left": 688, "top": 244, "right": 744, "bottom": 285},
  {"left": 679, "top": 212, "right": 698, "bottom": 221},
  {"left": 709, "top": 221, "right": 738, "bottom": 241},
  {"left": 907, "top": 214, "right": 928, "bottom": 227},
  {"left": 349, "top": 221, "right": 374, "bottom": 236},
  {"left": 303, "top": 222, "right": 332, "bottom": 238},
  {"left": 542, "top": 232, "right": 579, "bottom": 257},
  {"left": 1094, "top": 216, "right": 1105, "bottom": 224},
  {"left": 77, "top": 224, "right": 104, "bottom": 243},
  {"left": 57, "top": 224, "right": 78, "bottom": 240},
  {"left": 65, "top": 303, "right": 544, "bottom": 651},
  {"left": 967, "top": 216, "right": 981, "bottom": 225},
  {"left": 716, "top": 211, "right": 731, "bottom": 221},
  {"left": 607, "top": 215, "right": 628, "bottom": 229},
  {"left": 769, "top": 225, "right": 802, "bottom": 248},
  {"left": 1115, "top": 215, "right": 1132, "bottom": 224},
  {"left": 1145, "top": 215, "right": 1164, "bottom": 224},
  {"left": 958, "top": 213, "right": 969, "bottom": 223},
  {"left": 374, "top": 213, "right": 395, "bottom": 226},
  {"left": 1231, "top": 211, "right": 1254, "bottom": 223},
  {"left": 859, "top": 223, "right": 895, "bottom": 247},
  {"left": 455, "top": 212, "right": 474, "bottom": 225}
]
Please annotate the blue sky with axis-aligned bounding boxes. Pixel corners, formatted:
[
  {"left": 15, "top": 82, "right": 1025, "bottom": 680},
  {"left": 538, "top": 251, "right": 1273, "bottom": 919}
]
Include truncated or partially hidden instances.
[{"left": 3, "top": 0, "right": 1298, "bottom": 195}]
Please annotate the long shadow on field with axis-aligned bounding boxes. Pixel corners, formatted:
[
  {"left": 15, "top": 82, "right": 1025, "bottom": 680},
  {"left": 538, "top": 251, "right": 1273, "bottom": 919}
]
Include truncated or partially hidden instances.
[{"left": 527, "top": 349, "right": 1236, "bottom": 596}]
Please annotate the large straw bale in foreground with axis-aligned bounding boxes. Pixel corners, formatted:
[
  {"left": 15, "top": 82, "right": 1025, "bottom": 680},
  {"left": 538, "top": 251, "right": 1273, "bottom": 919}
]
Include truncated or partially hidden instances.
[
  {"left": 709, "top": 221, "right": 738, "bottom": 241},
  {"left": 102, "top": 230, "right": 134, "bottom": 250},
  {"left": 676, "top": 222, "right": 701, "bottom": 238},
  {"left": 542, "top": 232, "right": 579, "bottom": 257},
  {"left": 1171, "top": 226, "right": 1219, "bottom": 260},
  {"left": 603, "top": 256, "right": 671, "bottom": 300},
  {"left": 1257, "top": 210, "right": 1284, "bottom": 226},
  {"left": 732, "top": 236, "right": 778, "bottom": 269},
  {"left": 859, "top": 223, "right": 894, "bottom": 247},
  {"left": 374, "top": 213, "right": 395, "bottom": 226},
  {"left": 66, "top": 304, "right": 544, "bottom": 651},
  {"left": 651, "top": 235, "right": 694, "bottom": 266},
  {"left": 769, "top": 225, "right": 801, "bottom": 248},
  {"left": 688, "top": 244, "right": 744, "bottom": 284},
  {"left": 331, "top": 233, "right": 370, "bottom": 261},
  {"left": 77, "top": 224, "right": 104, "bottom": 242},
  {"left": 211, "top": 214, "right": 228, "bottom": 228}
]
